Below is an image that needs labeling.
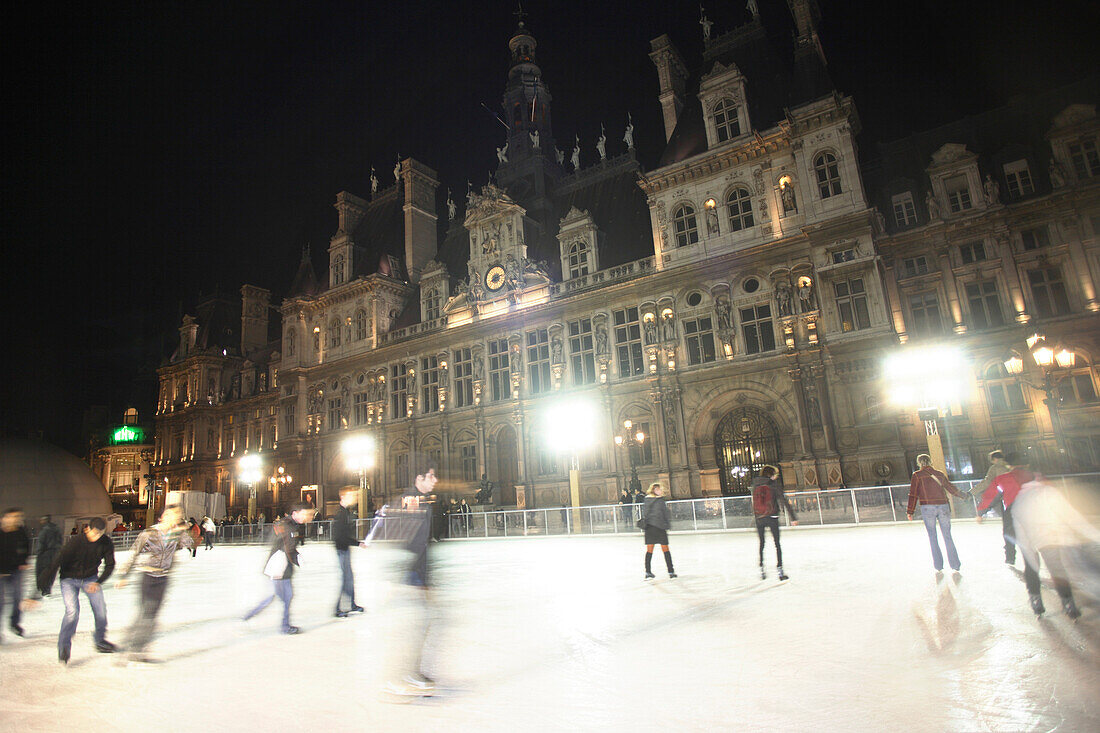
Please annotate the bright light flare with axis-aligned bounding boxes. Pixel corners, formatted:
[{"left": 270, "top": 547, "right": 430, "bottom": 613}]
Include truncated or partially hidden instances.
[
  {"left": 884, "top": 346, "right": 967, "bottom": 407},
  {"left": 542, "top": 397, "right": 598, "bottom": 454},
  {"left": 343, "top": 434, "right": 376, "bottom": 471},
  {"left": 237, "top": 453, "right": 263, "bottom": 483}
]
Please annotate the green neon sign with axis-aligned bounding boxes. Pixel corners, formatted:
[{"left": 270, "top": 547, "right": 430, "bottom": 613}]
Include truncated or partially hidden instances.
[{"left": 110, "top": 426, "right": 145, "bottom": 444}]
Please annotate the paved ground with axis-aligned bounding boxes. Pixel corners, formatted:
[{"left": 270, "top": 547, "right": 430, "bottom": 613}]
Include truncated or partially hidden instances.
[{"left": 1, "top": 521, "right": 1098, "bottom": 732}]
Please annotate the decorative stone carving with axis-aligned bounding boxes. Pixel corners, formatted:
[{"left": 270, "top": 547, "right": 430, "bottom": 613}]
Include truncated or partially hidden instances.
[
  {"left": 596, "top": 124, "right": 607, "bottom": 160},
  {"left": 623, "top": 113, "right": 634, "bottom": 150},
  {"left": 529, "top": 130, "right": 540, "bottom": 149},
  {"left": 983, "top": 174, "right": 1000, "bottom": 205},
  {"left": 1049, "top": 158, "right": 1067, "bottom": 188},
  {"left": 775, "top": 281, "right": 793, "bottom": 316}
]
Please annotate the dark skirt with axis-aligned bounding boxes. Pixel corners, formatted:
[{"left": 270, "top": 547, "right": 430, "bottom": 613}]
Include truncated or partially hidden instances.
[{"left": 644, "top": 525, "right": 669, "bottom": 545}]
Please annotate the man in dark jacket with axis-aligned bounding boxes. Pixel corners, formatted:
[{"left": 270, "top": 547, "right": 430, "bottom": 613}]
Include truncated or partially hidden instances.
[
  {"left": 333, "top": 486, "right": 365, "bottom": 618},
  {"left": 751, "top": 466, "right": 798, "bottom": 580},
  {"left": 907, "top": 453, "right": 968, "bottom": 574},
  {"left": 1, "top": 508, "right": 32, "bottom": 639},
  {"left": 42, "top": 516, "right": 117, "bottom": 663},
  {"left": 34, "top": 514, "right": 63, "bottom": 596},
  {"left": 243, "top": 502, "right": 312, "bottom": 634}
]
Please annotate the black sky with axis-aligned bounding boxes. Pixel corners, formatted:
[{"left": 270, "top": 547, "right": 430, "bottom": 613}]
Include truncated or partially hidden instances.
[{"left": 2, "top": 0, "right": 1096, "bottom": 454}]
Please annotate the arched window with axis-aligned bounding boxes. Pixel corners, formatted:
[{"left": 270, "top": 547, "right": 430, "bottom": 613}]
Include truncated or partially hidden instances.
[
  {"left": 725, "top": 187, "right": 754, "bottom": 231},
  {"left": 285, "top": 329, "right": 296, "bottom": 357},
  {"left": 712, "top": 99, "right": 741, "bottom": 143},
  {"left": 982, "top": 363, "right": 1025, "bottom": 413},
  {"left": 329, "top": 318, "right": 341, "bottom": 349},
  {"left": 423, "top": 289, "right": 440, "bottom": 321},
  {"left": 673, "top": 204, "right": 699, "bottom": 247},
  {"left": 568, "top": 241, "right": 589, "bottom": 278},
  {"left": 331, "top": 254, "right": 345, "bottom": 286},
  {"left": 814, "top": 152, "right": 842, "bottom": 198},
  {"left": 355, "top": 309, "right": 368, "bottom": 340}
]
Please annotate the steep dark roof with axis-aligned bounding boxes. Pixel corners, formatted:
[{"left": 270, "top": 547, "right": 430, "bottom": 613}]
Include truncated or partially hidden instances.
[
  {"left": 287, "top": 248, "right": 321, "bottom": 298},
  {"left": 193, "top": 295, "right": 239, "bottom": 354},
  {"left": 350, "top": 185, "right": 406, "bottom": 280}
]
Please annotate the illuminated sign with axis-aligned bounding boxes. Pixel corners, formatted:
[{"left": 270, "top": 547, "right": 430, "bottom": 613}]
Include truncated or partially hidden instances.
[{"left": 110, "top": 426, "right": 145, "bottom": 445}]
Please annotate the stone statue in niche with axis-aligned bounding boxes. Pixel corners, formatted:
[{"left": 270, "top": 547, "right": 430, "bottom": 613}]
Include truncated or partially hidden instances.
[
  {"left": 781, "top": 182, "right": 797, "bottom": 214},
  {"left": 925, "top": 191, "right": 942, "bottom": 221},
  {"left": 1049, "top": 158, "right": 1067, "bottom": 188},
  {"left": 715, "top": 294, "right": 732, "bottom": 333},
  {"left": 706, "top": 207, "right": 720, "bottom": 235},
  {"left": 623, "top": 112, "right": 634, "bottom": 150},
  {"left": 595, "top": 323, "right": 608, "bottom": 355},
  {"left": 983, "top": 174, "right": 1000, "bottom": 205},
  {"left": 775, "top": 281, "right": 793, "bottom": 316},
  {"left": 661, "top": 315, "right": 676, "bottom": 342},
  {"left": 644, "top": 317, "right": 658, "bottom": 345},
  {"left": 797, "top": 279, "right": 815, "bottom": 313},
  {"left": 474, "top": 354, "right": 485, "bottom": 382},
  {"left": 551, "top": 336, "right": 563, "bottom": 364}
]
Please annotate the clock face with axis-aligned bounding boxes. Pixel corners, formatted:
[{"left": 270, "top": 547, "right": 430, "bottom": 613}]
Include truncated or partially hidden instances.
[{"left": 486, "top": 264, "right": 506, "bottom": 292}]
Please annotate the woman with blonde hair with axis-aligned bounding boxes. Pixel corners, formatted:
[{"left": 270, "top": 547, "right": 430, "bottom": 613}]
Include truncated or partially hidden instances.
[{"left": 642, "top": 482, "right": 676, "bottom": 580}]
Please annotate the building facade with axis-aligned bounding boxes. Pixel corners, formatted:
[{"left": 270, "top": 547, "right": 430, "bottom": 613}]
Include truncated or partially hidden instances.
[{"left": 154, "top": 4, "right": 1100, "bottom": 518}]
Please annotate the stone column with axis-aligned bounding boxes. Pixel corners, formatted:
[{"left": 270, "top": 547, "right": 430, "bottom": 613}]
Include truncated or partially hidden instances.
[{"left": 932, "top": 244, "right": 966, "bottom": 333}]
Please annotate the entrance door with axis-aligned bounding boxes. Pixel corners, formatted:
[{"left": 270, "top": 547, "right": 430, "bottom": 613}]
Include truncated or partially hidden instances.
[
  {"left": 495, "top": 426, "right": 518, "bottom": 506},
  {"left": 715, "top": 407, "right": 781, "bottom": 495}
]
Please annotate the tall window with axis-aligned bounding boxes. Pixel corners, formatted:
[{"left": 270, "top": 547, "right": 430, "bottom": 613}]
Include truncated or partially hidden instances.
[
  {"left": 460, "top": 444, "right": 478, "bottom": 482},
  {"left": 740, "top": 304, "right": 775, "bottom": 355},
  {"left": 958, "top": 241, "right": 986, "bottom": 265},
  {"left": 1003, "top": 159, "right": 1035, "bottom": 198},
  {"left": 892, "top": 192, "right": 917, "bottom": 226},
  {"left": 901, "top": 256, "right": 929, "bottom": 278},
  {"left": 684, "top": 317, "right": 716, "bottom": 365},
  {"left": 614, "top": 307, "right": 644, "bottom": 378},
  {"left": 568, "top": 241, "right": 589, "bottom": 279},
  {"left": 626, "top": 419, "right": 655, "bottom": 465},
  {"left": 908, "top": 292, "right": 943, "bottom": 338},
  {"left": 327, "top": 397, "right": 343, "bottom": 431},
  {"left": 1057, "top": 357, "right": 1098, "bottom": 405},
  {"left": 488, "top": 339, "right": 510, "bottom": 402},
  {"left": 527, "top": 328, "right": 552, "bottom": 394},
  {"left": 944, "top": 175, "right": 972, "bottom": 212},
  {"left": 420, "top": 356, "right": 440, "bottom": 413},
  {"left": 353, "top": 392, "right": 368, "bottom": 426},
  {"left": 983, "top": 364, "right": 1026, "bottom": 413},
  {"left": 537, "top": 445, "right": 558, "bottom": 475},
  {"left": 965, "top": 280, "right": 1005, "bottom": 330},
  {"left": 834, "top": 278, "right": 871, "bottom": 332},
  {"left": 712, "top": 98, "right": 741, "bottom": 142},
  {"left": 332, "top": 254, "right": 345, "bottom": 285},
  {"left": 394, "top": 453, "right": 409, "bottom": 489},
  {"left": 285, "top": 329, "right": 296, "bottom": 356},
  {"left": 329, "top": 318, "right": 342, "bottom": 348},
  {"left": 813, "top": 152, "right": 842, "bottom": 198},
  {"left": 1068, "top": 140, "right": 1100, "bottom": 179},
  {"left": 568, "top": 318, "right": 597, "bottom": 386},
  {"left": 1028, "top": 267, "right": 1070, "bottom": 318},
  {"left": 1021, "top": 227, "right": 1050, "bottom": 250},
  {"left": 726, "top": 188, "right": 754, "bottom": 231},
  {"left": 673, "top": 204, "right": 699, "bottom": 247},
  {"left": 390, "top": 363, "right": 409, "bottom": 418},
  {"left": 423, "top": 289, "right": 440, "bottom": 321},
  {"left": 453, "top": 348, "right": 474, "bottom": 408}
]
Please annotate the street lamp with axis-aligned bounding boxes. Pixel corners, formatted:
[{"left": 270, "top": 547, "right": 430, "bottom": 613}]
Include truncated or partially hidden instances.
[
  {"left": 238, "top": 453, "right": 263, "bottom": 522},
  {"left": 342, "top": 434, "right": 375, "bottom": 514},
  {"left": 268, "top": 465, "right": 293, "bottom": 517},
  {"left": 614, "top": 419, "right": 647, "bottom": 494},
  {"left": 1004, "top": 333, "right": 1076, "bottom": 469},
  {"left": 543, "top": 397, "right": 598, "bottom": 531},
  {"left": 885, "top": 345, "right": 968, "bottom": 472}
]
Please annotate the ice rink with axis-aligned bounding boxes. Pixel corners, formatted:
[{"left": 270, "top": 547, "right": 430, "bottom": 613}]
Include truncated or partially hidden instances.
[{"left": 2, "top": 521, "right": 1098, "bottom": 732}]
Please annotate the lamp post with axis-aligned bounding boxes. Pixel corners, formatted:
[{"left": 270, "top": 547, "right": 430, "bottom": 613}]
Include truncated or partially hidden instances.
[
  {"left": 238, "top": 453, "right": 263, "bottom": 523},
  {"left": 1004, "top": 333, "right": 1076, "bottom": 470},
  {"left": 614, "top": 419, "right": 647, "bottom": 495},
  {"left": 342, "top": 434, "right": 375, "bottom": 515},
  {"left": 885, "top": 346, "right": 968, "bottom": 473},
  {"left": 543, "top": 397, "right": 598, "bottom": 532},
  {"left": 268, "top": 465, "right": 293, "bottom": 517}
]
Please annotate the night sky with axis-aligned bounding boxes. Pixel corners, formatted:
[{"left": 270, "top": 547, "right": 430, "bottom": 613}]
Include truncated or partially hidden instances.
[{"left": 3, "top": 0, "right": 1095, "bottom": 455}]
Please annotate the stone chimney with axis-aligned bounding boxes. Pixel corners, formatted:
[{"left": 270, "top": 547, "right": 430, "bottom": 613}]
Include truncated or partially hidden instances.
[
  {"left": 400, "top": 158, "right": 440, "bottom": 284},
  {"left": 240, "top": 285, "right": 270, "bottom": 356},
  {"left": 178, "top": 315, "right": 198, "bottom": 359},
  {"left": 649, "top": 34, "right": 689, "bottom": 143}
]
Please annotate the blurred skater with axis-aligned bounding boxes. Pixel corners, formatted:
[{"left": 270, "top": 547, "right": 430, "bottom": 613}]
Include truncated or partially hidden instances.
[
  {"left": 243, "top": 502, "right": 313, "bottom": 634},
  {"left": 977, "top": 457, "right": 1099, "bottom": 619},
  {"left": 642, "top": 482, "right": 676, "bottom": 580},
  {"left": 1, "top": 508, "right": 32, "bottom": 639},
  {"left": 333, "top": 486, "right": 365, "bottom": 618},
  {"left": 907, "top": 454, "right": 968, "bottom": 575},
  {"left": 41, "top": 517, "right": 117, "bottom": 663},
  {"left": 971, "top": 450, "right": 1014, "bottom": 564},
  {"left": 34, "top": 514, "right": 63, "bottom": 596},
  {"left": 201, "top": 516, "right": 216, "bottom": 550},
  {"left": 751, "top": 465, "right": 798, "bottom": 580},
  {"left": 187, "top": 519, "right": 200, "bottom": 557},
  {"left": 115, "top": 504, "right": 194, "bottom": 661}
]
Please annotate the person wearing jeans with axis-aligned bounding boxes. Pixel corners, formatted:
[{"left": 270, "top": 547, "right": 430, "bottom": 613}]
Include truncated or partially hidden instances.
[
  {"left": 332, "top": 487, "right": 365, "bottom": 618},
  {"left": 42, "top": 517, "right": 117, "bottom": 663},
  {"left": 243, "top": 503, "right": 312, "bottom": 634},
  {"left": 907, "top": 454, "right": 967, "bottom": 574}
]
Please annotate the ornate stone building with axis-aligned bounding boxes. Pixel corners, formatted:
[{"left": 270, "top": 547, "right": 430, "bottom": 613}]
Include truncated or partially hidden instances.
[{"left": 154, "top": 4, "right": 1100, "bottom": 518}]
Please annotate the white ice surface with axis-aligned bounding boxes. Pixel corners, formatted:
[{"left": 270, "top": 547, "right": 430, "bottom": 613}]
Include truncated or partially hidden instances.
[{"left": 1, "top": 522, "right": 1098, "bottom": 732}]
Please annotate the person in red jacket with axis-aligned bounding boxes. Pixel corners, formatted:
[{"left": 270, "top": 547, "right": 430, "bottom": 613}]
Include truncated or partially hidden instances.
[{"left": 907, "top": 454, "right": 968, "bottom": 574}]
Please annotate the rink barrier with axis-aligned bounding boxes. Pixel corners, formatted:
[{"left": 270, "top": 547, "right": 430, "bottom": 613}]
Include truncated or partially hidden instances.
[{"left": 35, "top": 472, "right": 1099, "bottom": 552}]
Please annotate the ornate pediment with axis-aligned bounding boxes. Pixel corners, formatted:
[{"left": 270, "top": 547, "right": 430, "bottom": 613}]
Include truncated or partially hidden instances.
[
  {"left": 463, "top": 183, "right": 525, "bottom": 228},
  {"left": 1050, "top": 104, "right": 1096, "bottom": 131},
  {"left": 929, "top": 143, "right": 973, "bottom": 168}
]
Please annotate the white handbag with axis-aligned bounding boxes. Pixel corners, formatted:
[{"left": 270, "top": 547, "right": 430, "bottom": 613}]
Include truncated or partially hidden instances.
[{"left": 263, "top": 550, "right": 288, "bottom": 579}]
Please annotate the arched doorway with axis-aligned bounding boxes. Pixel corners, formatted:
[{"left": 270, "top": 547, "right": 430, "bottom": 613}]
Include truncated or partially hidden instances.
[
  {"left": 715, "top": 407, "right": 781, "bottom": 496},
  {"left": 495, "top": 426, "right": 518, "bottom": 506}
]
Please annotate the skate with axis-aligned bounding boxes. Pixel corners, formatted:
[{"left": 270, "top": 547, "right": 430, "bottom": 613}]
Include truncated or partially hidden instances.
[
  {"left": 1029, "top": 593, "right": 1045, "bottom": 617},
  {"left": 668, "top": 571, "right": 677, "bottom": 579},
  {"left": 644, "top": 571, "right": 655, "bottom": 580},
  {"left": 379, "top": 676, "right": 435, "bottom": 704},
  {"left": 760, "top": 564, "right": 766, "bottom": 580},
  {"left": 778, "top": 566, "right": 789, "bottom": 581},
  {"left": 1062, "top": 597, "right": 1081, "bottom": 621}
]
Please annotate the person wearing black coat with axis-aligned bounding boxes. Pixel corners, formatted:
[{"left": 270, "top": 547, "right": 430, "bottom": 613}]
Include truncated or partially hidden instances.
[
  {"left": 332, "top": 487, "right": 364, "bottom": 618},
  {"left": 243, "top": 503, "right": 312, "bottom": 634},
  {"left": 1, "top": 508, "right": 32, "bottom": 639},
  {"left": 641, "top": 484, "right": 676, "bottom": 580},
  {"left": 34, "top": 515, "right": 63, "bottom": 596}
]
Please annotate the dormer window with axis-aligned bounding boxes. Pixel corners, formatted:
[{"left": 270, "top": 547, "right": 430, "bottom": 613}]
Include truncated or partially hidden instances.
[
  {"left": 1068, "top": 139, "right": 1099, "bottom": 179},
  {"left": 713, "top": 99, "right": 741, "bottom": 143},
  {"left": 891, "top": 192, "right": 917, "bottom": 226},
  {"left": 568, "top": 241, "right": 590, "bottom": 278},
  {"left": 673, "top": 204, "right": 699, "bottom": 247},
  {"left": 1002, "top": 159, "right": 1034, "bottom": 198},
  {"left": 422, "top": 289, "right": 440, "bottom": 321},
  {"left": 814, "top": 153, "right": 842, "bottom": 198},
  {"left": 332, "top": 254, "right": 345, "bottom": 286},
  {"left": 725, "top": 188, "right": 754, "bottom": 231},
  {"left": 944, "top": 175, "right": 972, "bottom": 212}
]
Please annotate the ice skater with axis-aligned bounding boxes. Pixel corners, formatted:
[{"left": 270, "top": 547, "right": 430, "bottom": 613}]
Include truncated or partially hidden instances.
[
  {"left": 243, "top": 502, "right": 313, "bottom": 634},
  {"left": 34, "top": 514, "right": 63, "bottom": 596},
  {"left": 41, "top": 516, "right": 118, "bottom": 663},
  {"left": 642, "top": 482, "right": 676, "bottom": 580},
  {"left": 333, "top": 486, "right": 365, "bottom": 618},
  {"left": 750, "top": 466, "right": 798, "bottom": 580},
  {"left": 1, "top": 508, "right": 32, "bottom": 640},
  {"left": 201, "top": 516, "right": 216, "bottom": 550},
  {"left": 907, "top": 454, "right": 968, "bottom": 576},
  {"left": 971, "top": 450, "right": 1014, "bottom": 564},
  {"left": 114, "top": 504, "right": 194, "bottom": 662},
  {"left": 976, "top": 456, "right": 1099, "bottom": 619}
]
